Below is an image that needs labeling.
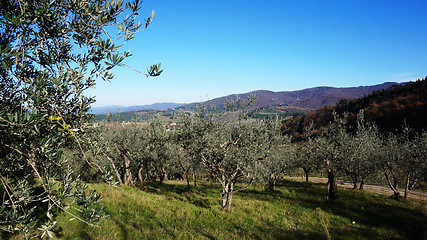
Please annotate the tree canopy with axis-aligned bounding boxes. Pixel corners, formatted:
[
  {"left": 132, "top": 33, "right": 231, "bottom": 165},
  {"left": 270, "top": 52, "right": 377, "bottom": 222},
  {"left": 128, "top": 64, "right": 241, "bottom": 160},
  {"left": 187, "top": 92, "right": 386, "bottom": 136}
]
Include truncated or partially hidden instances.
[{"left": 0, "top": 0, "right": 161, "bottom": 237}]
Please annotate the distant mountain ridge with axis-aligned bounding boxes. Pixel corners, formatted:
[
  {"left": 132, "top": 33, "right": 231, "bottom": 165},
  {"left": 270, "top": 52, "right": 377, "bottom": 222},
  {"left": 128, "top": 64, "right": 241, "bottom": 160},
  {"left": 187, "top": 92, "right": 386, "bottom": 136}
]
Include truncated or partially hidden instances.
[
  {"left": 90, "top": 82, "right": 400, "bottom": 115},
  {"left": 90, "top": 102, "right": 184, "bottom": 114},
  {"left": 194, "top": 82, "right": 400, "bottom": 110}
]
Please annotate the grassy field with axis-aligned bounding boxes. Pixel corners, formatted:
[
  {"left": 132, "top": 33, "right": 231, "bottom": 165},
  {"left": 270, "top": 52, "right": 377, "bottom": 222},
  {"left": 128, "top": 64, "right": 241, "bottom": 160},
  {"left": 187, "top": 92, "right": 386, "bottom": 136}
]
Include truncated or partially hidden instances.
[{"left": 17, "top": 180, "right": 427, "bottom": 239}]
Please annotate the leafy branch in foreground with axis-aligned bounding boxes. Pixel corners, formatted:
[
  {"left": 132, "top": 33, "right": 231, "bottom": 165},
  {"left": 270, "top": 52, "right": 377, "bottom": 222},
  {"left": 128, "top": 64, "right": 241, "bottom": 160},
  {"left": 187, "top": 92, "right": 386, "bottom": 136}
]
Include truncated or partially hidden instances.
[{"left": 0, "top": 0, "right": 160, "bottom": 237}]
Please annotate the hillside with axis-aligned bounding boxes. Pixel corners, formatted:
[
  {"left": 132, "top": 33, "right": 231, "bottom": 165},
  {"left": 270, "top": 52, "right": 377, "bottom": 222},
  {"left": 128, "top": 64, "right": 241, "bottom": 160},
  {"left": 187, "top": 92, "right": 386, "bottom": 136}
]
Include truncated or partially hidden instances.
[
  {"left": 197, "top": 82, "right": 398, "bottom": 111},
  {"left": 91, "top": 108, "right": 179, "bottom": 122},
  {"left": 282, "top": 77, "right": 427, "bottom": 140},
  {"left": 46, "top": 181, "right": 425, "bottom": 240},
  {"left": 90, "top": 102, "right": 184, "bottom": 115},
  {"left": 91, "top": 82, "right": 399, "bottom": 122}
]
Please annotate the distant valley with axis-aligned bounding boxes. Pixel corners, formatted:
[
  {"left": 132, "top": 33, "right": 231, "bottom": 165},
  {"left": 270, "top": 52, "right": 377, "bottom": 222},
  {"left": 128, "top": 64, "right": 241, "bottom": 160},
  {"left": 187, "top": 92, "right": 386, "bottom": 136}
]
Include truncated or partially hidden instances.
[
  {"left": 90, "top": 102, "right": 184, "bottom": 115},
  {"left": 91, "top": 82, "right": 401, "bottom": 121}
]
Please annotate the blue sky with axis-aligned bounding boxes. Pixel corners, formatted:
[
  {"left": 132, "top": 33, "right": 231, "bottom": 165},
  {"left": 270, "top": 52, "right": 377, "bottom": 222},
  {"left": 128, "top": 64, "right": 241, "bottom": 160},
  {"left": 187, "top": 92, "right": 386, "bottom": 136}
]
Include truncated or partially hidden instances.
[{"left": 88, "top": 0, "right": 427, "bottom": 107}]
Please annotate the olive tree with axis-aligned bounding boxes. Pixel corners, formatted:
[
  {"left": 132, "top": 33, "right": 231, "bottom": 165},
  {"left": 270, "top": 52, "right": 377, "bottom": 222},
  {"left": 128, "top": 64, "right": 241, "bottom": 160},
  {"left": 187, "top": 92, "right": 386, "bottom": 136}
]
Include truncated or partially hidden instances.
[
  {"left": 255, "top": 118, "right": 295, "bottom": 191},
  {"left": 381, "top": 127, "right": 427, "bottom": 199},
  {"left": 97, "top": 118, "right": 176, "bottom": 185},
  {"left": 381, "top": 132, "right": 406, "bottom": 198},
  {"left": 318, "top": 111, "right": 383, "bottom": 200},
  {"left": 180, "top": 100, "right": 258, "bottom": 211},
  {"left": 176, "top": 108, "right": 212, "bottom": 188},
  {"left": 143, "top": 118, "right": 176, "bottom": 183},
  {"left": 413, "top": 131, "right": 427, "bottom": 189},
  {"left": 187, "top": 98, "right": 270, "bottom": 211},
  {"left": 97, "top": 123, "right": 144, "bottom": 185},
  {"left": 200, "top": 117, "right": 260, "bottom": 211},
  {"left": 293, "top": 123, "right": 323, "bottom": 182},
  {"left": 0, "top": 0, "right": 160, "bottom": 236},
  {"left": 342, "top": 111, "right": 383, "bottom": 189},
  {"left": 316, "top": 112, "right": 352, "bottom": 201},
  {"left": 399, "top": 128, "right": 427, "bottom": 198}
]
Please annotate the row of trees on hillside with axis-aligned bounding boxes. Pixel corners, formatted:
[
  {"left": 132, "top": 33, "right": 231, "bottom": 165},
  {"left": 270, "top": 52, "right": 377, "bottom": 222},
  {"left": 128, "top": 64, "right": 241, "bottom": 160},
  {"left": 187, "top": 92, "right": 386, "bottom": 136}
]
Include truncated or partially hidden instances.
[
  {"left": 72, "top": 109, "right": 427, "bottom": 211},
  {"left": 291, "top": 111, "right": 427, "bottom": 200},
  {"left": 78, "top": 104, "right": 295, "bottom": 211}
]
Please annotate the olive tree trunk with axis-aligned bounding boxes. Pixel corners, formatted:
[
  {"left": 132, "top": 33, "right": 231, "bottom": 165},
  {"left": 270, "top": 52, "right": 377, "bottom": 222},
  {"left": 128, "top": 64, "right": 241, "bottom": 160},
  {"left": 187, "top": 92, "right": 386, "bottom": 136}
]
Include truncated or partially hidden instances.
[
  {"left": 384, "top": 170, "right": 400, "bottom": 198},
  {"left": 359, "top": 178, "right": 365, "bottom": 190},
  {"left": 122, "top": 152, "right": 133, "bottom": 185},
  {"left": 327, "top": 169, "right": 338, "bottom": 201},
  {"left": 138, "top": 167, "right": 144, "bottom": 184},
  {"left": 222, "top": 191, "right": 234, "bottom": 211},
  {"left": 404, "top": 173, "right": 410, "bottom": 199},
  {"left": 192, "top": 171, "right": 197, "bottom": 187},
  {"left": 268, "top": 179, "right": 277, "bottom": 191},
  {"left": 303, "top": 167, "right": 311, "bottom": 182},
  {"left": 218, "top": 176, "right": 253, "bottom": 211},
  {"left": 103, "top": 152, "right": 123, "bottom": 185},
  {"left": 178, "top": 162, "right": 191, "bottom": 189},
  {"left": 266, "top": 173, "right": 277, "bottom": 191}
]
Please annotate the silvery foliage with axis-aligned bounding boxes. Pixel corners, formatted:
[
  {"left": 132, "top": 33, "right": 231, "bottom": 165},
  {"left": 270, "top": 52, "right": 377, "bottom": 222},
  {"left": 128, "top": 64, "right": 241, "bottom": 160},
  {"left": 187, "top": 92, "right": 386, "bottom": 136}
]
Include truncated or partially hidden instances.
[
  {"left": 293, "top": 123, "right": 323, "bottom": 182},
  {"left": 199, "top": 113, "right": 260, "bottom": 210},
  {"left": 381, "top": 126, "right": 427, "bottom": 197},
  {"left": 185, "top": 98, "right": 290, "bottom": 210},
  {"left": 414, "top": 131, "right": 427, "bottom": 185},
  {"left": 0, "top": 0, "right": 160, "bottom": 237},
  {"left": 316, "top": 112, "right": 350, "bottom": 170},
  {"left": 176, "top": 107, "right": 213, "bottom": 186},
  {"left": 95, "top": 118, "right": 176, "bottom": 186},
  {"left": 342, "top": 111, "right": 383, "bottom": 188},
  {"left": 254, "top": 117, "right": 294, "bottom": 191}
]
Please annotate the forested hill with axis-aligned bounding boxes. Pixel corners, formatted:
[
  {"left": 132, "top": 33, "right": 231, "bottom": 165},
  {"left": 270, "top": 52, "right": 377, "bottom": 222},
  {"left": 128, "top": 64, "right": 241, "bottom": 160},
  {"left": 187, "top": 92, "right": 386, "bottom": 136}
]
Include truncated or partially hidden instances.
[
  {"left": 282, "top": 77, "right": 427, "bottom": 141},
  {"left": 193, "top": 82, "right": 399, "bottom": 110}
]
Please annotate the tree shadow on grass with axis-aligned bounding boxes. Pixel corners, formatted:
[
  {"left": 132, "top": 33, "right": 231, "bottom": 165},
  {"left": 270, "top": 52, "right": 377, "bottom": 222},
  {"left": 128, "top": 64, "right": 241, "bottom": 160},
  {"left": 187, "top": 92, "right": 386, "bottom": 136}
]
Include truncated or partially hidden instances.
[
  {"left": 317, "top": 189, "right": 426, "bottom": 239},
  {"left": 230, "top": 179, "right": 426, "bottom": 239},
  {"left": 115, "top": 180, "right": 426, "bottom": 239},
  {"left": 237, "top": 179, "right": 324, "bottom": 203},
  {"left": 138, "top": 181, "right": 220, "bottom": 209},
  {"left": 257, "top": 227, "right": 324, "bottom": 240}
]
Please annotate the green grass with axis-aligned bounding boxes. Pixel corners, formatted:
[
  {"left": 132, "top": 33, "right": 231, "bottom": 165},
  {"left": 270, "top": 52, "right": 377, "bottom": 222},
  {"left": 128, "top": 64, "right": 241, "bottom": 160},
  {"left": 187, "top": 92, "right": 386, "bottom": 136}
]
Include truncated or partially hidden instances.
[{"left": 39, "top": 180, "right": 427, "bottom": 239}]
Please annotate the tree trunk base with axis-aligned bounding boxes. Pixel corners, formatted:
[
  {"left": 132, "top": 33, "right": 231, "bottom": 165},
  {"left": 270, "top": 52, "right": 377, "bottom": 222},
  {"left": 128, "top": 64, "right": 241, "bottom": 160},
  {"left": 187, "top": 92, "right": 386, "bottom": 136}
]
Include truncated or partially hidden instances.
[
  {"left": 222, "top": 192, "right": 233, "bottom": 211},
  {"left": 327, "top": 170, "right": 338, "bottom": 201},
  {"left": 391, "top": 192, "right": 401, "bottom": 200}
]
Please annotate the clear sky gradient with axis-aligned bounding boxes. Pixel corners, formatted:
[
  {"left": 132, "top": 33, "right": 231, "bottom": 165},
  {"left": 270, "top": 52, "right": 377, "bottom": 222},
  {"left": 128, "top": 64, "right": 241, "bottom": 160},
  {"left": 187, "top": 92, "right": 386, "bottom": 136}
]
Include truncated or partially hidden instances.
[{"left": 88, "top": 0, "right": 427, "bottom": 107}]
